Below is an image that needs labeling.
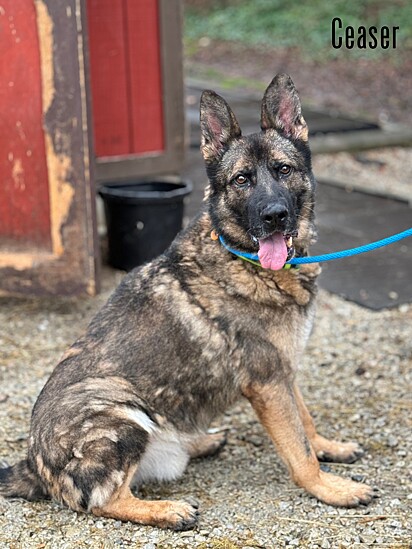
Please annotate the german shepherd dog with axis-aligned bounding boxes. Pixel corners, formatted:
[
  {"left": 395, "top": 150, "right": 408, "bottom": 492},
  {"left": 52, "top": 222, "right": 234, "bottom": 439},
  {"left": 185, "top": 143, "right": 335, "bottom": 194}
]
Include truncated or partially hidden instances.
[{"left": 0, "top": 75, "right": 374, "bottom": 530}]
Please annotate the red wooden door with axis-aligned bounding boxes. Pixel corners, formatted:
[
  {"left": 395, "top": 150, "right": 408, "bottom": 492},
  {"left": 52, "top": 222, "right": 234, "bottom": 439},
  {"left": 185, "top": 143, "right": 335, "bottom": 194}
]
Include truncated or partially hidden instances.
[
  {"left": 87, "top": 0, "right": 164, "bottom": 157},
  {"left": 0, "top": 0, "right": 99, "bottom": 296},
  {"left": 0, "top": 0, "right": 51, "bottom": 252},
  {"left": 86, "top": 0, "right": 185, "bottom": 182}
]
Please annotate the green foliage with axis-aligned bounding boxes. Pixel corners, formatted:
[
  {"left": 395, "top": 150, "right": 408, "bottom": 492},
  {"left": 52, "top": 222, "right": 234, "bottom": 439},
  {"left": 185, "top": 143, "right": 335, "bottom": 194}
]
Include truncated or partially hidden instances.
[{"left": 185, "top": 0, "right": 412, "bottom": 59}]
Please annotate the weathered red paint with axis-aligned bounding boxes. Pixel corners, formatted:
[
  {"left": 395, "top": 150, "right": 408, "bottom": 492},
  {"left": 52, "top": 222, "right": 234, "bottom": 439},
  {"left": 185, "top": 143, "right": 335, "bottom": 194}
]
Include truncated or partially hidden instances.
[
  {"left": 126, "top": 0, "right": 164, "bottom": 154},
  {"left": 0, "top": 0, "right": 51, "bottom": 250},
  {"left": 86, "top": 0, "right": 164, "bottom": 158},
  {"left": 0, "top": 0, "right": 100, "bottom": 297},
  {"left": 86, "top": 0, "right": 130, "bottom": 157}
]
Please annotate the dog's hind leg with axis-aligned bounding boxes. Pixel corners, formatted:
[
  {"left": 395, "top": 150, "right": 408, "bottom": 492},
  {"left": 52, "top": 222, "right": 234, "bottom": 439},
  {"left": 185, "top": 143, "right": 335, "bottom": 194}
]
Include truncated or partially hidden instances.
[
  {"left": 186, "top": 431, "right": 227, "bottom": 459},
  {"left": 293, "top": 384, "right": 365, "bottom": 464},
  {"left": 31, "top": 412, "right": 199, "bottom": 530},
  {"left": 92, "top": 466, "right": 199, "bottom": 530},
  {"left": 245, "top": 381, "right": 374, "bottom": 508}
]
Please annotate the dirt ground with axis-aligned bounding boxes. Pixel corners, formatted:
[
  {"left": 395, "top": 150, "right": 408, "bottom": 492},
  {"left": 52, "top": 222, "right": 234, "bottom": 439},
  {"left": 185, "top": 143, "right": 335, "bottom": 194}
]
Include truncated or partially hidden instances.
[{"left": 186, "top": 40, "right": 412, "bottom": 127}]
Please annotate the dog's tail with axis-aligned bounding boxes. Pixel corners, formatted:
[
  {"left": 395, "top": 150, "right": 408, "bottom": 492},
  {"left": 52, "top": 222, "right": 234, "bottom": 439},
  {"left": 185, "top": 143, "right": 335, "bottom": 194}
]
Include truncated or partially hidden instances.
[{"left": 0, "top": 460, "right": 47, "bottom": 501}]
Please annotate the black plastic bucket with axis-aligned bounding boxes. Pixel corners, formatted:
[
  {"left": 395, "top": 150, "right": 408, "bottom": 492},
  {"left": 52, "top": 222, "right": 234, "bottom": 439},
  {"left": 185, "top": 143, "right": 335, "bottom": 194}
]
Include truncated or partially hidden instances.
[{"left": 99, "top": 179, "right": 192, "bottom": 271}]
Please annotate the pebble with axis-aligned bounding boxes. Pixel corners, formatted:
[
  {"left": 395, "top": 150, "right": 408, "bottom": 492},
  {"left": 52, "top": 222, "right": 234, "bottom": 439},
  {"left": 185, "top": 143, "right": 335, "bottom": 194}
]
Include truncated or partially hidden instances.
[
  {"left": 386, "top": 435, "right": 398, "bottom": 448},
  {"left": 180, "top": 531, "right": 194, "bottom": 538},
  {"left": 351, "top": 474, "right": 366, "bottom": 482},
  {"left": 359, "top": 535, "right": 376, "bottom": 544},
  {"left": 246, "top": 435, "right": 263, "bottom": 447}
]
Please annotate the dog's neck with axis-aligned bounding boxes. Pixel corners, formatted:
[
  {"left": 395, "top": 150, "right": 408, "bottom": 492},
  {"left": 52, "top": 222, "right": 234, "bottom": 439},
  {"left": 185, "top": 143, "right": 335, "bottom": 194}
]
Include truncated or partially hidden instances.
[{"left": 170, "top": 210, "right": 320, "bottom": 308}]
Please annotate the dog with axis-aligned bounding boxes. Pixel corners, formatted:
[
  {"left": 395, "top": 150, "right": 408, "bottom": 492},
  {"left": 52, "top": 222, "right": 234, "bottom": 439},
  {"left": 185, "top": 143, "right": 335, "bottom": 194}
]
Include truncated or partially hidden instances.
[{"left": 0, "top": 74, "right": 374, "bottom": 530}]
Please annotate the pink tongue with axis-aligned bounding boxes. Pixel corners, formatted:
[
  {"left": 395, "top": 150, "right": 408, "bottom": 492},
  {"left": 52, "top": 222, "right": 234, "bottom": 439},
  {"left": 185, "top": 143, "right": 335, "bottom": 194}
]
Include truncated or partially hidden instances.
[{"left": 258, "top": 233, "right": 288, "bottom": 270}]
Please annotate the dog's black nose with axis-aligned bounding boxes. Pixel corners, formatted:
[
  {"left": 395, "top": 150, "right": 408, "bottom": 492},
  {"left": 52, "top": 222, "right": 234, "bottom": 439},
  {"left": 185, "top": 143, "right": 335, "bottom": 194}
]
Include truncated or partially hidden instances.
[{"left": 261, "top": 204, "right": 289, "bottom": 230}]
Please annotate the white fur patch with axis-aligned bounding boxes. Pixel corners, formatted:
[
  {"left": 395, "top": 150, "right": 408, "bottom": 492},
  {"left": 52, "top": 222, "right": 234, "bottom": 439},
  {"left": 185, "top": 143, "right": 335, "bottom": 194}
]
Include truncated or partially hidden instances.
[
  {"left": 120, "top": 407, "right": 158, "bottom": 434},
  {"left": 133, "top": 430, "right": 190, "bottom": 485},
  {"left": 88, "top": 470, "right": 125, "bottom": 510}
]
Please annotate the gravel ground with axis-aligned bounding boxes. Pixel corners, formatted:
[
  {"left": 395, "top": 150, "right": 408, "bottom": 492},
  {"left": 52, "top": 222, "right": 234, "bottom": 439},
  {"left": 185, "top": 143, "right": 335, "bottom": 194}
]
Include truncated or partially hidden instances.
[{"left": 1, "top": 265, "right": 411, "bottom": 548}]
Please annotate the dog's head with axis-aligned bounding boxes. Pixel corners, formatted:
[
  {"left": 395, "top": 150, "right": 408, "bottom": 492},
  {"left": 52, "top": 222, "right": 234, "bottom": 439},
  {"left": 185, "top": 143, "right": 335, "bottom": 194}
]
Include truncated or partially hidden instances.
[{"left": 200, "top": 74, "right": 316, "bottom": 270}]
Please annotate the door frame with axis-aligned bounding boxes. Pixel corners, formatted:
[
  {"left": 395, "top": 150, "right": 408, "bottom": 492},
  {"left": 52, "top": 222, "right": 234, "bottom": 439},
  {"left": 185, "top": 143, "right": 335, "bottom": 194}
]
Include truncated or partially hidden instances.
[{"left": 0, "top": 0, "right": 100, "bottom": 297}]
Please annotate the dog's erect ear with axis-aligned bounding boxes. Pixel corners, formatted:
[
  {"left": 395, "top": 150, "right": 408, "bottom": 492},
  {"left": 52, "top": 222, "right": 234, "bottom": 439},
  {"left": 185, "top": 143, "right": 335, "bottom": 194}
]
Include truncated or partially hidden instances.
[
  {"left": 261, "top": 74, "right": 308, "bottom": 141},
  {"left": 200, "top": 90, "right": 241, "bottom": 161}
]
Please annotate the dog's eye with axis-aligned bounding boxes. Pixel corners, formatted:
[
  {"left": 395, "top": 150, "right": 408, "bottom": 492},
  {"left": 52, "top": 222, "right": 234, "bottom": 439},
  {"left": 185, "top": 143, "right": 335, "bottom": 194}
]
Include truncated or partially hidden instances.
[
  {"left": 279, "top": 165, "right": 292, "bottom": 176},
  {"left": 234, "top": 174, "right": 248, "bottom": 186}
]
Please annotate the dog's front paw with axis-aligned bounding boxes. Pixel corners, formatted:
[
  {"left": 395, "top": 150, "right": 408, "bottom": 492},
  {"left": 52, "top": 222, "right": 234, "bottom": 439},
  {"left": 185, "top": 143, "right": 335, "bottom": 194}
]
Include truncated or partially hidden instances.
[
  {"left": 161, "top": 499, "right": 200, "bottom": 531},
  {"left": 314, "top": 436, "right": 364, "bottom": 464},
  {"left": 307, "top": 471, "right": 376, "bottom": 507}
]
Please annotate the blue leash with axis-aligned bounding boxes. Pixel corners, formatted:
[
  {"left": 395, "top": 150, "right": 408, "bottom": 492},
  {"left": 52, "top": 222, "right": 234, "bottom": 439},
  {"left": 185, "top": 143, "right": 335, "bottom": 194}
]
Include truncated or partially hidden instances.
[{"left": 219, "top": 227, "right": 412, "bottom": 266}]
